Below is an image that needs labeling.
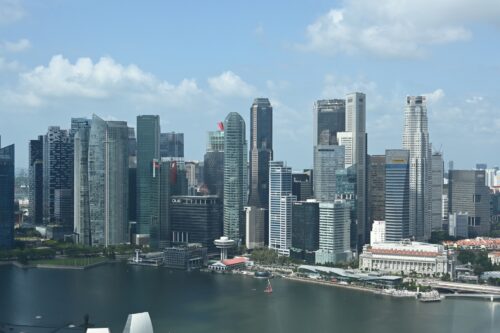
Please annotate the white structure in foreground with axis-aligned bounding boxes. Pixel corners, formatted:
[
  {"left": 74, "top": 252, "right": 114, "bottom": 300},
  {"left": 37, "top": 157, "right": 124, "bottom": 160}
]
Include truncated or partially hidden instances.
[
  {"left": 122, "top": 312, "right": 154, "bottom": 333},
  {"left": 359, "top": 240, "right": 455, "bottom": 277},
  {"left": 370, "top": 220, "right": 386, "bottom": 245}
]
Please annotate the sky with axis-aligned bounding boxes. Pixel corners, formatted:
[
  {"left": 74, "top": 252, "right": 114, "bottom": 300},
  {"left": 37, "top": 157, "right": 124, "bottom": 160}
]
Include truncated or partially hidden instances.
[{"left": 0, "top": 0, "right": 499, "bottom": 170}]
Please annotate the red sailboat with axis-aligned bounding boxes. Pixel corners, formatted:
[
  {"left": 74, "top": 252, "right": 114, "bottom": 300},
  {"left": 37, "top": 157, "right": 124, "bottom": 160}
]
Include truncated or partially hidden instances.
[{"left": 264, "top": 279, "right": 273, "bottom": 294}]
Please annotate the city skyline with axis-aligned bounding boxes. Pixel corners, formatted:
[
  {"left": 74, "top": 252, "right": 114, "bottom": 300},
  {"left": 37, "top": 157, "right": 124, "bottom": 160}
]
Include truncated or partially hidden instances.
[{"left": 1, "top": 1, "right": 499, "bottom": 170}]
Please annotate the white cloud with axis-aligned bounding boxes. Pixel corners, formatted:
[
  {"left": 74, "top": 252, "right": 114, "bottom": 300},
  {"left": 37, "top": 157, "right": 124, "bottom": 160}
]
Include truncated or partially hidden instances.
[
  {"left": 0, "top": 57, "right": 20, "bottom": 71},
  {"left": 466, "top": 96, "right": 484, "bottom": 104},
  {"left": 208, "top": 71, "right": 256, "bottom": 97},
  {"left": 300, "top": 0, "right": 500, "bottom": 58},
  {"left": 12, "top": 55, "right": 202, "bottom": 105},
  {"left": 423, "top": 89, "right": 445, "bottom": 104},
  {"left": 2, "top": 38, "right": 31, "bottom": 52},
  {"left": 0, "top": 0, "right": 25, "bottom": 24}
]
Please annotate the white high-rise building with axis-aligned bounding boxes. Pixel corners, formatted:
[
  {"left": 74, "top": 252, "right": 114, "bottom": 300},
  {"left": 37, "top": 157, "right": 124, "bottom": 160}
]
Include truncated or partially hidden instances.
[
  {"left": 337, "top": 132, "right": 353, "bottom": 168},
  {"left": 431, "top": 152, "right": 444, "bottom": 231},
  {"left": 315, "top": 199, "right": 352, "bottom": 264},
  {"left": 403, "top": 96, "right": 432, "bottom": 241},
  {"left": 345, "top": 92, "right": 367, "bottom": 249},
  {"left": 269, "top": 161, "right": 296, "bottom": 256},
  {"left": 370, "top": 220, "right": 386, "bottom": 245}
]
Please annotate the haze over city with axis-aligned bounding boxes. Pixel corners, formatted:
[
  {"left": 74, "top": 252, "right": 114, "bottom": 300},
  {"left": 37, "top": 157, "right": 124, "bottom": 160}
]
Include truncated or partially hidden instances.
[{"left": 1, "top": 0, "right": 499, "bottom": 169}]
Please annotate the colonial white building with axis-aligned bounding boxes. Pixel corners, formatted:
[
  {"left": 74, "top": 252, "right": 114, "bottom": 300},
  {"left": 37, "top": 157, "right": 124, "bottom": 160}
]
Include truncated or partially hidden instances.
[{"left": 359, "top": 240, "right": 455, "bottom": 276}]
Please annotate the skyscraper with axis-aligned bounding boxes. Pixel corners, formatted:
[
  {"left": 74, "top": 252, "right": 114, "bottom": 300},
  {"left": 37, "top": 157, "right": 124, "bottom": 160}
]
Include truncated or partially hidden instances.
[
  {"left": 384, "top": 149, "right": 410, "bottom": 241},
  {"left": 204, "top": 128, "right": 224, "bottom": 198},
  {"left": 74, "top": 115, "right": 129, "bottom": 246},
  {"left": 431, "top": 152, "right": 444, "bottom": 231},
  {"left": 313, "top": 145, "right": 345, "bottom": 201},
  {"left": 136, "top": 115, "right": 160, "bottom": 237},
  {"left": 248, "top": 98, "right": 273, "bottom": 208},
  {"left": 0, "top": 142, "right": 14, "bottom": 250},
  {"left": 292, "top": 170, "right": 314, "bottom": 201},
  {"left": 315, "top": 200, "right": 351, "bottom": 264},
  {"left": 43, "top": 126, "right": 74, "bottom": 226},
  {"left": 313, "top": 99, "right": 345, "bottom": 146},
  {"left": 291, "top": 200, "right": 319, "bottom": 263},
  {"left": 160, "top": 132, "right": 184, "bottom": 158},
  {"left": 149, "top": 159, "right": 170, "bottom": 249},
  {"left": 29, "top": 136, "right": 44, "bottom": 225},
  {"left": 223, "top": 112, "right": 247, "bottom": 242},
  {"left": 403, "top": 96, "right": 432, "bottom": 241},
  {"left": 245, "top": 206, "right": 266, "bottom": 249},
  {"left": 448, "top": 170, "right": 491, "bottom": 236},
  {"left": 368, "top": 155, "right": 386, "bottom": 225},
  {"left": 269, "top": 161, "right": 295, "bottom": 256},
  {"left": 344, "top": 92, "right": 368, "bottom": 250}
]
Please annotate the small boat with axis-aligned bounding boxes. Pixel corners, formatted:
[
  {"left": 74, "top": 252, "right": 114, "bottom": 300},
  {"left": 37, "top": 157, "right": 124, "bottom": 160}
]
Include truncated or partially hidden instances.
[{"left": 264, "top": 279, "right": 273, "bottom": 294}]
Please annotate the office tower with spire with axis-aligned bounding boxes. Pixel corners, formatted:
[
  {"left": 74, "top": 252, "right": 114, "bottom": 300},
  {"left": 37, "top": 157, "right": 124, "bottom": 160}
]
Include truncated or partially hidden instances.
[
  {"left": 269, "top": 161, "right": 295, "bottom": 256},
  {"left": 313, "top": 99, "right": 346, "bottom": 202},
  {"left": 136, "top": 115, "right": 160, "bottom": 238},
  {"left": 223, "top": 112, "right": 247, "bottom": 242},
  {"left": 403, "top": 96, "right": 432, "bottom": 241},
  {"left": 248, "top": 98, "right": 273, "bottom": 208},
  {"left": 0, "top": 141, "right": 14, "bottom": 250}
]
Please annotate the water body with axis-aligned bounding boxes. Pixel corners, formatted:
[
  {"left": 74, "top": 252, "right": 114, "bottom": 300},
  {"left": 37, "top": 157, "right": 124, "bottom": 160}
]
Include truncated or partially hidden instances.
[{"left": 0, "top": 263, "right": 499, "bottom": 333}]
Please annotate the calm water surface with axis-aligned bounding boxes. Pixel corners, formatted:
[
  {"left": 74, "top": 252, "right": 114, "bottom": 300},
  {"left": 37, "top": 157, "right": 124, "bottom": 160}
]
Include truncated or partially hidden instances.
[{"left": 0, "top": 263, "right": 499, "bottom": 333}]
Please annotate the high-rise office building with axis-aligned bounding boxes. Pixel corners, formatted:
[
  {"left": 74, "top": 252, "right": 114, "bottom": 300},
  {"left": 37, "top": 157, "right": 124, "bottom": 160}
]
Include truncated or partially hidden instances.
[
  {"left": 313, "top": 145, "right": 345, "bottom": 201},
  {"left": 448, "top": 170, "right": 491, "bottom": 236},
  {"left": 335, "top": 165, "right": 357, "bottom": 250},
  {"left": 160, "top": 132, "right": 184, "bottom": 158},
  {"left": 248, "top": 98, "right": 273, "bottom": 208},
  {"left": 185, "top": 160, "right": 203, "bottom": 195},
  {"left": 384, "top": 149, "right": 410, "bottom": 241},
  {"left": 431, "top": 152, "right": 444, "bottom": 231},
  {"left": 292, "top": 170, "right": 314, "bottom": 201},
  {"left": 43, "top": 126, "right": 74, "bottom": 226},
  {"left": 343, "top": 92, "right": 368, "bottom": 250},
  {"left": 128, "top": 128, "right": 137, "bottom": 224},
  {"left": 74, "top": 115, "right": 129, "bottom": 246},
  {"left": 170, "top": 195, "right": 222, "bottom": 252},
  {"left": 269, "top": 161, "right": 295, "bottom": 256},
  {"left": 370, "top": 220, "right": 386, "bottom": 245},
  {"left": 315, "top": 200, "right": 351, "bottom": 264},
  {"left": 136, "top": 115, "right": 160, "bottom": 237},
  {"left": 403, "top": 96, "right": 432, "bottom": 241},
  {"left": 449, "top": 212, "right": 468, "bottom": 238},
  {"left": 29, "top": 136, "right": 44, "bottom": 225},
  {"left": 245, "top": 206, "right": 266, "bottom": 249},
  {"left": 223, "top": 112, "right": 247, "bottom": 242},
  {"left": 313, "top": 99, "right": 345, "bottom": 145},
  {"left": 204, "top": 129, "right": 224, "bottom": 198},
  {"left": 368, "top": 155, "right": 385, "bottom": 224},
  {"left": 0, "top": 142, "right": 14, "bottom": 250},
  {"left": 150, "top": 159, "right": 170, "bottom": 249},
  {"left": 291, "top": 200, "right": 319, "bottom": 264}
]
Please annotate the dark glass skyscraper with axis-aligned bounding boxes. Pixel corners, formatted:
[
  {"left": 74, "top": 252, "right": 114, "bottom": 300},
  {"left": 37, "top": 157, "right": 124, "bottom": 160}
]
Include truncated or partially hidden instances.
[
  {"left": 248, "top": 98, "right": 273, "bottom": 208},
  {"left": 136, "top": 115, "right": 160, "bottom": 236},
  {"left": 29, "top": 136, "right": 44, "bottom": 225},
  {"left": 43, "top": 126, "right": 74, "bottom": 226},
  {"left": 160, "top": 132, "right": 184, "bottom": 158},
  {"left": 0, "top": 142, "right": 14, "bottom": 250},
  {"left": 313, "top": 99, "right": 345, "bottom": 146},
  {"left": 291, "top": 200, "right": 319, "bottom": 264},
  {"left": 368, "top": 154, "right": 386, "bottom": 224},
  {"left": 385, "top": 149, "right": 410, "bottom": 241}
]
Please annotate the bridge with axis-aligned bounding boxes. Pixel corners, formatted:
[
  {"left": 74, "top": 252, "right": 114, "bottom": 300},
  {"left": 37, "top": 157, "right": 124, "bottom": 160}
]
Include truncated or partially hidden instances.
[
  {"left": 421, "top": 281, "right": 500, "bottom": 295},
  {"left": 442, "top": 294, "right": 500, "bottom": 301}
]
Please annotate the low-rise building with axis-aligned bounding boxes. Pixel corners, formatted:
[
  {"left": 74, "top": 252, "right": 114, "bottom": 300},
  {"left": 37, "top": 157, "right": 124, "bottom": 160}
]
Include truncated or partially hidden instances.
[
  {"left": 208, "top": 256, "right": 248, "bottom": 271},
  {"left": 163, "top": 243, "right": 208, "bottom": 270},
  {"left": 359, "top": 240, "right": 455, "bottom": 277},
  {"left": 488, "top": 251, "right": 500, "bottom": 265}
]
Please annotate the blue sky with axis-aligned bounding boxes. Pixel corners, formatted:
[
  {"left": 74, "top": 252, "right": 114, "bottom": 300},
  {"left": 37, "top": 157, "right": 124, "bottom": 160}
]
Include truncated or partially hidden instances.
[{"left": 1, "top": 0, "right": 499, "bottom": 170}]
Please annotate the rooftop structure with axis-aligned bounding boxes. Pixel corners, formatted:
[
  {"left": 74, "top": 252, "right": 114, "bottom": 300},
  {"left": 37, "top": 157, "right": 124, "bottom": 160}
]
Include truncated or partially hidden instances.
[{"left": 214, "top": 236, "right": 236, "bottom": 261}]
